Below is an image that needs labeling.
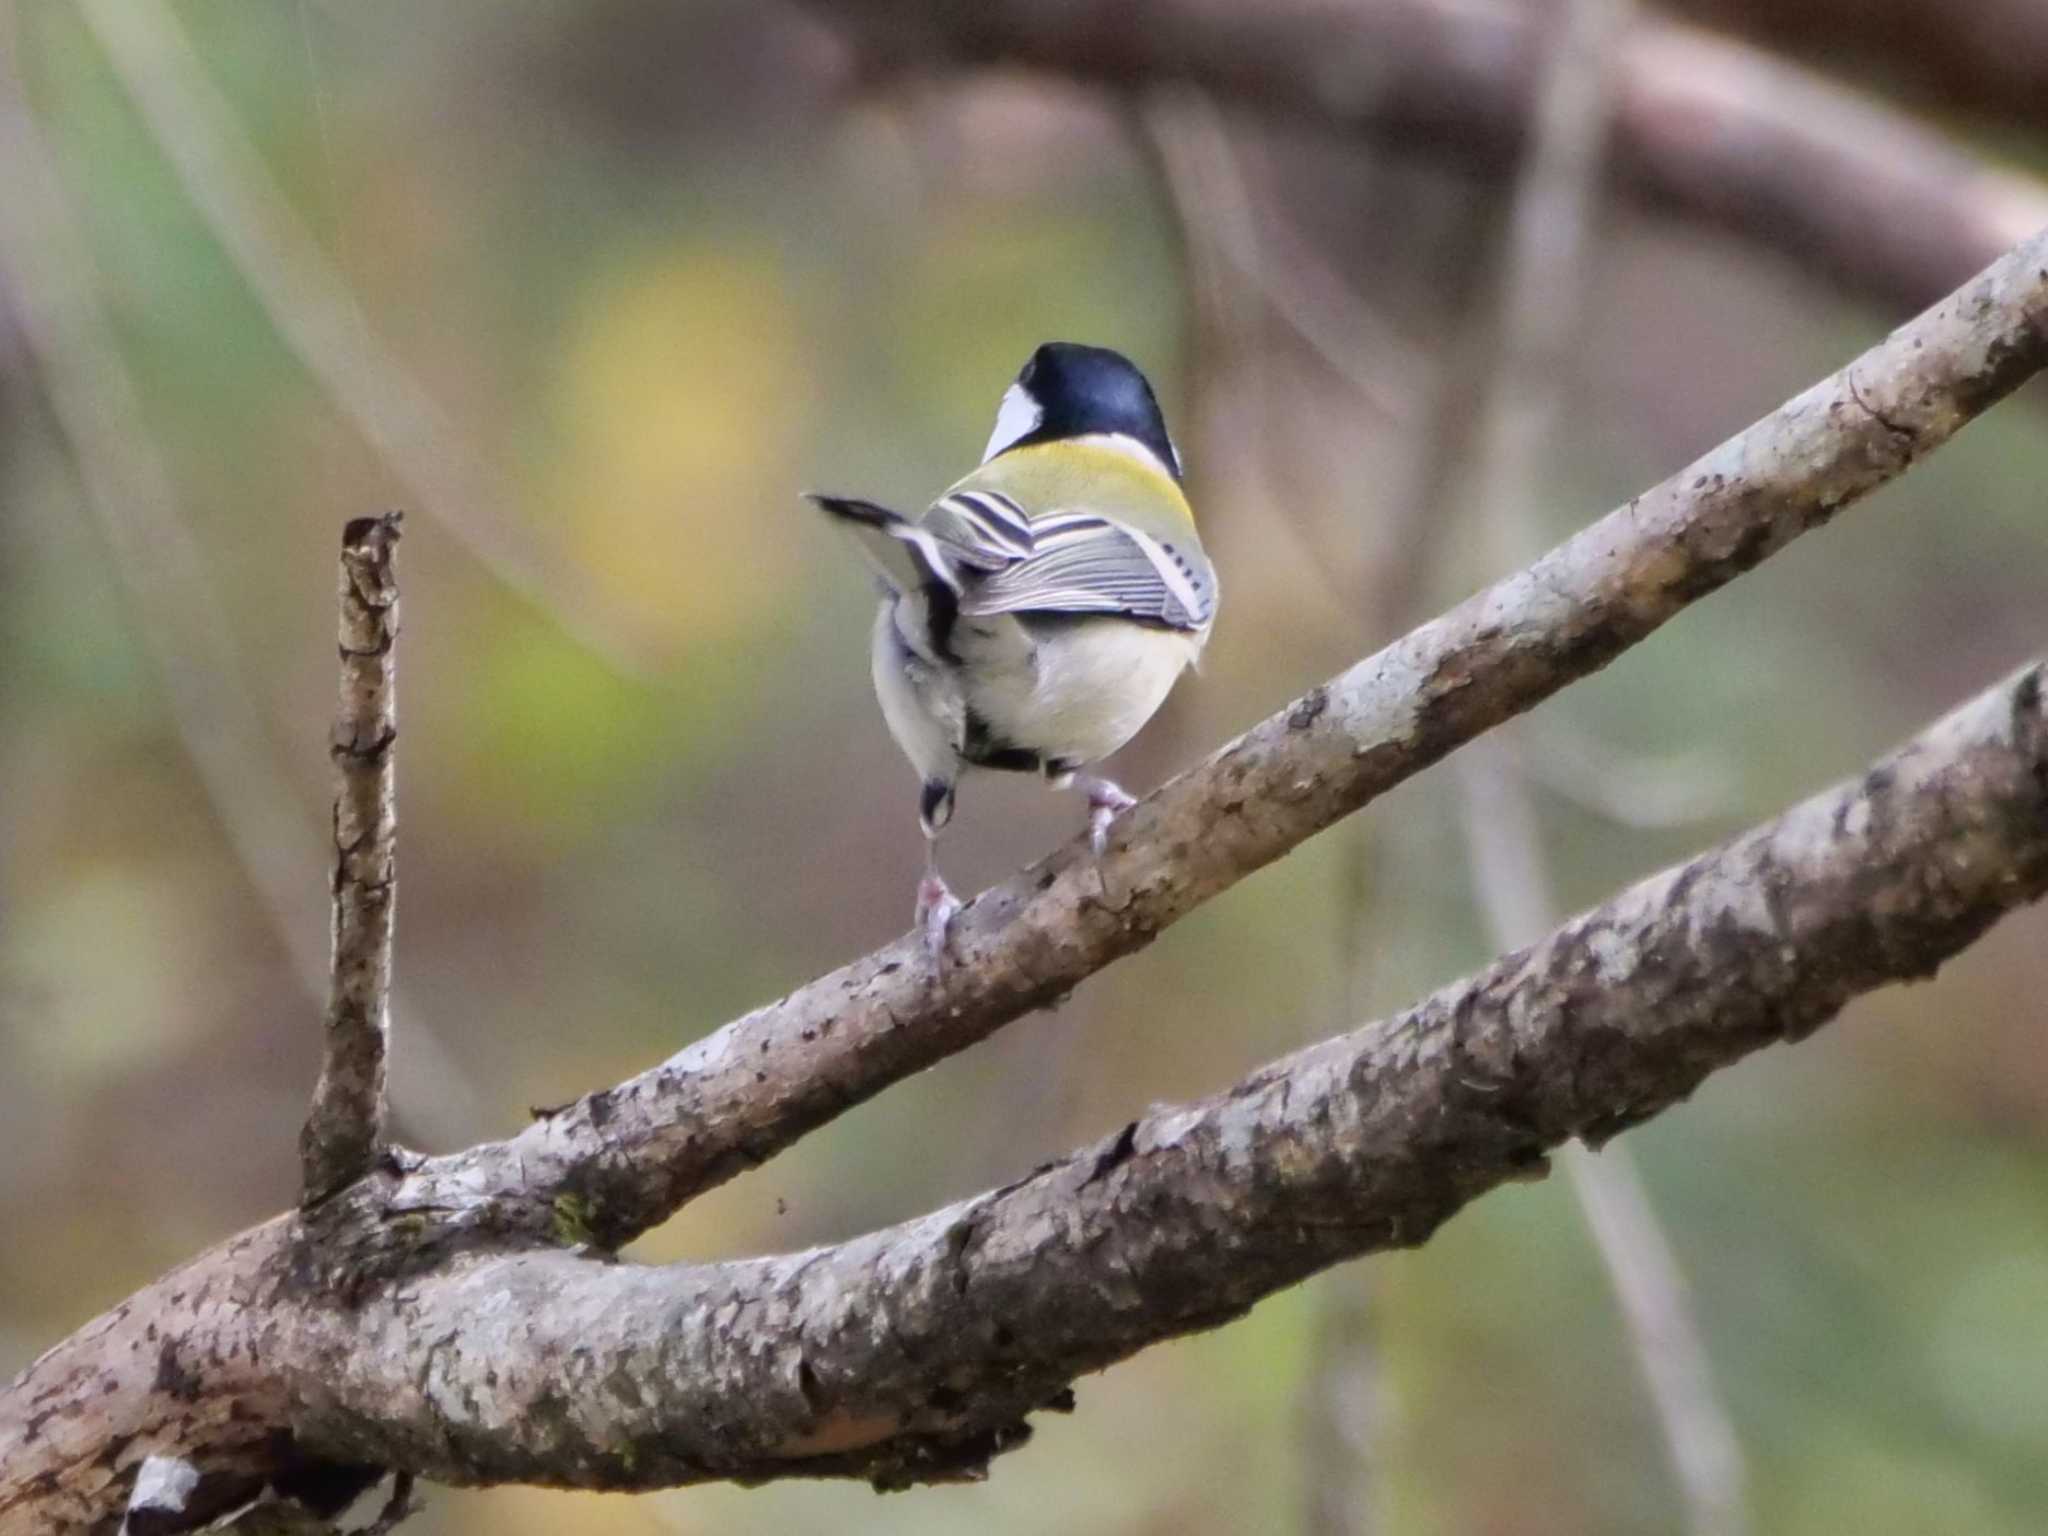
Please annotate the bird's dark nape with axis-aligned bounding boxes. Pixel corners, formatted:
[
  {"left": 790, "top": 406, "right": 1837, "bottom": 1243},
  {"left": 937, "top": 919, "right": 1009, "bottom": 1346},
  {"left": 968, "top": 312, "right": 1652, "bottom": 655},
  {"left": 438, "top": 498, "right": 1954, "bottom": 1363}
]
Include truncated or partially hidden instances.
[{"left": 1004, "top": 342, "right": 1180, "bottom": 478}]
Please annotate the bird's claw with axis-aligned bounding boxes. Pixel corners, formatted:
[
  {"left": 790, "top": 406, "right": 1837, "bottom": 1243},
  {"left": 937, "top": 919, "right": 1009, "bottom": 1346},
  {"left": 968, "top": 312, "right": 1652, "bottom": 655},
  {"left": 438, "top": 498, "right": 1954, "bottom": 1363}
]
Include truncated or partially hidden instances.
[
  {"left": 915, "top": 871, "right": 962, "bottom": 966},
  {"left": 1085, "top": 780, "right": 1138, "bottom": 856}
]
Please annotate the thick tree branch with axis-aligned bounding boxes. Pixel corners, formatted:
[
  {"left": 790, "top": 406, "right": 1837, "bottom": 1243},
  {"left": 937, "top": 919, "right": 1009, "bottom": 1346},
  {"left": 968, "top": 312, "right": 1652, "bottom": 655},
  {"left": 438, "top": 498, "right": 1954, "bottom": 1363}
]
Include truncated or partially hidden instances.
[
  {"left": 1, "top": 1221, "right": 291, "bottom": 1533},
  {"left": 4, "top": 265, "right": 2046, "bottom": 1526},
  {"left": 299, "top": 221, "right": 2048, "bottom": 1269},
  {"left": 301, "top": 514, "right": 403, "bottom": 1206},
  {"left": 14, "top": 656, "right": 2041, "bottom": 1520},
  {"left": 25, "top": 657, "right": 2032, "bottom": 1508},
  {"left": 818, "top": 0, "right": 2048, "bottom": 313},
  {"left": 9, "top": 132, "right": 2048, "bottom": 1536}
]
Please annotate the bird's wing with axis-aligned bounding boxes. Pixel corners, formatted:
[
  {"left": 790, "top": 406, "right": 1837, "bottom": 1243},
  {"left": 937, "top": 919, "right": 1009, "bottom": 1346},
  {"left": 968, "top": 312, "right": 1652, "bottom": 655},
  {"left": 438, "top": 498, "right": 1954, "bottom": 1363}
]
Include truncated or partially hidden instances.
[
  {"left": 959, "top": 509, "right": 1214, "bottom": 631},
  {"left": 810, "top": 490, "right": 1213, "bottom": 633},
  {"left": 922, "top": 490, "right": 1035, "bottom": 569}
]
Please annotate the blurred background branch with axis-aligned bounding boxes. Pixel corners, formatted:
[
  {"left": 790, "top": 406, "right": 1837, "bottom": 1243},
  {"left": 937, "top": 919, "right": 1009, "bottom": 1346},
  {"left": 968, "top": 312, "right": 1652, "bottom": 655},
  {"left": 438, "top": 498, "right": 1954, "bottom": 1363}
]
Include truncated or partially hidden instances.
[
  {"left": 1655, "top": 0, "right": 2048, "bottom": 132},
  {"left": 819, "top": 0, "right": 2048, "bottom": 312}
]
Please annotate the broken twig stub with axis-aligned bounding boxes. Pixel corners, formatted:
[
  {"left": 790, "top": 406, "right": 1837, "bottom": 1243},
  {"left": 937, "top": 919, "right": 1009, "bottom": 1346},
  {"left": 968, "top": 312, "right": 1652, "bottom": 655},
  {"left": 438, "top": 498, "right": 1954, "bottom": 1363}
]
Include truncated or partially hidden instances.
[{"left": 301, "top": 512, "right": 403, "bottom": 1206}]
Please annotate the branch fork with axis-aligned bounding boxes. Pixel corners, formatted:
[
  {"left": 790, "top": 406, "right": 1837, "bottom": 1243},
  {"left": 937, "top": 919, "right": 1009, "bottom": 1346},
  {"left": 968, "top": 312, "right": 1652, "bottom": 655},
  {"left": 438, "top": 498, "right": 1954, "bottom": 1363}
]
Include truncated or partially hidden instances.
[{"left": 8, "top": 172, "right": 2048, "bottom": 1536}]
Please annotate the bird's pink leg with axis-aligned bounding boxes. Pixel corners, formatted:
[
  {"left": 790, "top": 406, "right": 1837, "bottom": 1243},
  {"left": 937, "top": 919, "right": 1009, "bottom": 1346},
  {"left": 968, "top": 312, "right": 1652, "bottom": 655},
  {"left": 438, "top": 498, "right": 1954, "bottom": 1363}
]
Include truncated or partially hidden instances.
[
  {"left": 1076, "top": 775, "right": 1137, "bottom": 855},
  {"left": 915, "top": 839, "right": 961, "bottom": 963}
]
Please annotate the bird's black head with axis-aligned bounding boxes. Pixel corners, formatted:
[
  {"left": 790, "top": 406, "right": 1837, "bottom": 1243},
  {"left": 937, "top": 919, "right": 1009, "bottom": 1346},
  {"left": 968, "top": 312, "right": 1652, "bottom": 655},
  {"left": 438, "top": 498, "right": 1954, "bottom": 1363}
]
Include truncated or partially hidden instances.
[{"left": 982, "top": 341, "right": 1181, "bottom": 479}]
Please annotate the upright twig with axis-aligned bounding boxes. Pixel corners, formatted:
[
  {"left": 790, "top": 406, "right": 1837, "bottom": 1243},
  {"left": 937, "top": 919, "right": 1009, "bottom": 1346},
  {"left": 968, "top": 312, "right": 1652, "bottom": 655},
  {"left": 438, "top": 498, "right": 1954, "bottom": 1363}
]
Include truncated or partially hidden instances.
[
  {"left": 1454, "top": 1, "right": 1751, "bottom": 1530},
  {"left": 300, "top": 514, "right": 402, "bottom": 1205}
]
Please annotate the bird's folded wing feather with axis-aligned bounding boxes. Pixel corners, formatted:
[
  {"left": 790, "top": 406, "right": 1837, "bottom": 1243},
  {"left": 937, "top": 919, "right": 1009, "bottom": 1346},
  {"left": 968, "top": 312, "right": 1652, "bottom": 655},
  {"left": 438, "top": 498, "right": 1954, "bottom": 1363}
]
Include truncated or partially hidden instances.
[
  {"left": 959, "top": 509, "right": 1213, "bottom": 631},
  {"left": 813, "top": 490, "right": 1213, "bottom": 631},
  {"left": 922, "top": 490, "right": 1035, "bottom": 569}
]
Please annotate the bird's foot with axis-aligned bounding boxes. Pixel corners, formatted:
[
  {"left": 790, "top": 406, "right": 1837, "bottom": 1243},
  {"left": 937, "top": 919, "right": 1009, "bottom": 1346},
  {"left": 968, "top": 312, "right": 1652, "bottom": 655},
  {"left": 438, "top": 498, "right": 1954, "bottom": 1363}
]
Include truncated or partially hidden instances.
[
  {"left": 915, "top": 871, "right": 962, "bottom": 965},
  {"left": 1082, "top": 777, "right": 1138, "bottom": 856}
]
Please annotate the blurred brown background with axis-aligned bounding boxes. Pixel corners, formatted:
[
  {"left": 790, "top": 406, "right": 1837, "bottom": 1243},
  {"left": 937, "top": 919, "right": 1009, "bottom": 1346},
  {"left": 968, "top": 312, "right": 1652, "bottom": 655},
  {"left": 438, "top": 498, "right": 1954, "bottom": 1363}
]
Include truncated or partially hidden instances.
[{"left": 3, "top": 1, "right": 2047, "bottom": 1532}]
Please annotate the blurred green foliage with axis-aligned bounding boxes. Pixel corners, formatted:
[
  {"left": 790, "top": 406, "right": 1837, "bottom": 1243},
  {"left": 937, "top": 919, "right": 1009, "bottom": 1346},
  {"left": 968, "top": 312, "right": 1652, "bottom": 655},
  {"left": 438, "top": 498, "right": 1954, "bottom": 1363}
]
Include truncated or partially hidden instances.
[{"left": 3, "top": 3, "right": 2047, "bottom": 1533}]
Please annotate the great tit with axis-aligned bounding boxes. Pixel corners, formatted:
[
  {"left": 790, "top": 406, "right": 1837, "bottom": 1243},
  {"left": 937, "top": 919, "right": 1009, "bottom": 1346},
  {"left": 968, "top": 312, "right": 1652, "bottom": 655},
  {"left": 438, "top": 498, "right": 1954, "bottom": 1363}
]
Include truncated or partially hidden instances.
[{"left": 810, "top": 341, "right": 1216, "bottom": 954}]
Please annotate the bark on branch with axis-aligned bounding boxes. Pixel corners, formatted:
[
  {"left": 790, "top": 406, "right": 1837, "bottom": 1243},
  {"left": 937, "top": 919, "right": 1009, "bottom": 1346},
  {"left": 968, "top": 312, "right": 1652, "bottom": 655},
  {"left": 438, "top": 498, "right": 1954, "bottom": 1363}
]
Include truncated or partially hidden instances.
[
  {"left": 301, "top": 220, "right": 2048, "bottom": 1272},
  {"left": 9, "top": 660, "right": 2045, "bottom": 1521},
  {"left": 816, "top": 0, "right": 2048, "bottom": 313},
  {"left": 300, "top": 513, "right": 403, "bottom": 1206},
  {"left": 287, "top": 662, "right": 2048, "bottom": 1490},
  {"left": 9, "top": 144, "right": 2048, "bottom": 1536}
]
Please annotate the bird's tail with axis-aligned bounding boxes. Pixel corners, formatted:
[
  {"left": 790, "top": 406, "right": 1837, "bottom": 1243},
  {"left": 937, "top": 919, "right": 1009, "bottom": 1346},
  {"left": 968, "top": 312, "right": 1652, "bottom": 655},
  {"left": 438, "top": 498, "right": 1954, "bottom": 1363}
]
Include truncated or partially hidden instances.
[{"left": 806, "top": 493, "right": 960, "bottom": 596}]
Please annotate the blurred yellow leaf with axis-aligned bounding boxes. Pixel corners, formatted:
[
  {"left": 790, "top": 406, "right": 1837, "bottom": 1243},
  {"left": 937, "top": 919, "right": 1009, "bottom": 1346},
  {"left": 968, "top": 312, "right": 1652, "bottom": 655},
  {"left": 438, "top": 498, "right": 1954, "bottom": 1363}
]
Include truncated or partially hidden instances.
[{"left": 550, "top": 243, "right": 809, "bottom": 651}]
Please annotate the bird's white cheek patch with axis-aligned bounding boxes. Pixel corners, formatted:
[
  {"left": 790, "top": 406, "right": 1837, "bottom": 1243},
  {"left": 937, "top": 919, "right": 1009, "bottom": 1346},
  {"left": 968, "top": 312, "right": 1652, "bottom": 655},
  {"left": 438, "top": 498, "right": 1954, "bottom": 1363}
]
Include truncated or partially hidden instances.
[{"left": 982, "top": 382, "right": 1045, "bottom": 462}]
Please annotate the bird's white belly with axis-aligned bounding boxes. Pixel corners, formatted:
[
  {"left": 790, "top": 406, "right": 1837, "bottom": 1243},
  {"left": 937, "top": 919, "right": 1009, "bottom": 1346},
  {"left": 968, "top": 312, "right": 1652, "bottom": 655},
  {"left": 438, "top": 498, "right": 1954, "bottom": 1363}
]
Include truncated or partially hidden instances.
[{"left": 976, "top": 616, "right": 1202, "bottom": 768}]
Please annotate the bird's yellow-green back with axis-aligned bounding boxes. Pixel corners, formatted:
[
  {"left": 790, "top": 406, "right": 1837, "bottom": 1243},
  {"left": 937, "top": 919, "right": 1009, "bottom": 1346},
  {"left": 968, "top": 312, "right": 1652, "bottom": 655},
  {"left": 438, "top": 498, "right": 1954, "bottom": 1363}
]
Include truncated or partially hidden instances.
[{"left": 938, "top": 438, "right": 1199, "bottom": 549}]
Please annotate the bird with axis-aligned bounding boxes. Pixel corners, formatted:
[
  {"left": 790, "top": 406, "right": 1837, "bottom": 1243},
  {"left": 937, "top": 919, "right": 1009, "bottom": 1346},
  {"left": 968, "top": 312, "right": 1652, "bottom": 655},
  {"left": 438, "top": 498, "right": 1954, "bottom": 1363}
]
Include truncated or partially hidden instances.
[{"left": 808, "top": 341, "right": 1216, "bottom": 957}]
